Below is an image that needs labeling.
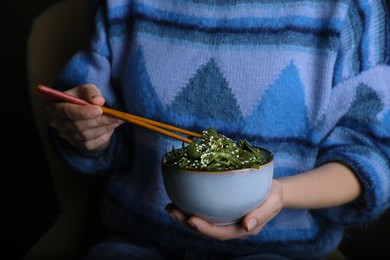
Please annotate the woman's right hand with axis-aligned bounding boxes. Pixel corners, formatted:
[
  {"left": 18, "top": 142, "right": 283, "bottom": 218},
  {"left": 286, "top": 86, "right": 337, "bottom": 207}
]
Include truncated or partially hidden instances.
[{"left": 45, "top": 83, "right": 124, "bottom": 154}]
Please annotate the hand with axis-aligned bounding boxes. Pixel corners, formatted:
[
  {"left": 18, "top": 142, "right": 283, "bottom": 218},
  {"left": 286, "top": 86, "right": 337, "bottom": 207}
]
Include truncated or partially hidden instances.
[
  {"left": 165, "top": 179, "right": 283, "bottom": 240},
  {"left": 45, "top": 83, "right": 124, "bottom": 154}
]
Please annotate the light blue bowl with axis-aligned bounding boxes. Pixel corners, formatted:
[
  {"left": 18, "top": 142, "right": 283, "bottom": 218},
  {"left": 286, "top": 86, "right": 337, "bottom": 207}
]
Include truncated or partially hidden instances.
[{"left": 162, "top": 148, "right": 274, "bottom": 225}]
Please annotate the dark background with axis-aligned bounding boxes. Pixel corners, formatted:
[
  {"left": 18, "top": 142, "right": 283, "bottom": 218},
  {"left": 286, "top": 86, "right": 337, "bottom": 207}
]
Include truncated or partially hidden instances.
[
  {"left": 2, "top": 1, "right": 390, "bottom": 259},
  {"left": 2, "top": 1, "right": 60, "bottom": 259}
]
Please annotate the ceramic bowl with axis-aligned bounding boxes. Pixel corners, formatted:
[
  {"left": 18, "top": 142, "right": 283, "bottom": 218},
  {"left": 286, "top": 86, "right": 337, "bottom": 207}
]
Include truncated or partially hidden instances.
[{"left": 161, "top": 147, "right": 274, "bottom": 225}]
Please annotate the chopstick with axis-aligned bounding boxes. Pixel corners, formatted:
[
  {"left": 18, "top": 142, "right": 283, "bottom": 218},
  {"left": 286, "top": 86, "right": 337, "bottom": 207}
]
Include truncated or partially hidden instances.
[{"left": 35, "top": 84, "right": 202, "bottom": 143}]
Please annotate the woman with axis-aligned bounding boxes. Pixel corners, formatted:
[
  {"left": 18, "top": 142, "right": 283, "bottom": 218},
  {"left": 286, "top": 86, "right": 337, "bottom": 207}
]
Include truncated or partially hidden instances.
[{"left": 46, "top": 0, "right": 390, "bottom": 259}]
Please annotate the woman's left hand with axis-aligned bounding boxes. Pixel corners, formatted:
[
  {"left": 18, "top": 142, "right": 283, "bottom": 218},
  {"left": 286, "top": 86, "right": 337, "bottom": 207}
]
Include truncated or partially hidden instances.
[{"left": 165, "top": 179, "right": 284, "bottom": 240}]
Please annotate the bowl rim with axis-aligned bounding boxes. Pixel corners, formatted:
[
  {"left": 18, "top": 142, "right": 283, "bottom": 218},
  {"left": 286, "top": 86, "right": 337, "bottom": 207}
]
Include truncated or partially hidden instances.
[{"left": 161, "top": 146, "right": 274, "bottom": 174}]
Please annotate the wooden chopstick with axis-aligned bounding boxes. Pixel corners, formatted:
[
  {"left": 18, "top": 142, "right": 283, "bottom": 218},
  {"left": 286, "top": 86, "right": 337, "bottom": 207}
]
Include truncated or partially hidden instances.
[{"left": 35, "top": 84, "right": 201, "bottom": 143}]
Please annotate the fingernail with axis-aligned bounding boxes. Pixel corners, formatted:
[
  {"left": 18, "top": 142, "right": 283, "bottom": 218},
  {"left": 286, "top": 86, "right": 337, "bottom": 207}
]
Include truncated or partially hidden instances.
[
  {"left": 90, "top": 108, "right": 102, "bottom": 117},
  {"left": 246, "top": 218, "right": 257, "bottom": 232},
  {"left": 187, "top": 220, "right": 197, "bottom": 230},
  {"left": 107, "top": 116, "right": 122, "bottom": 123},
  {"left": 91, "top": 95, "right": 102, "bottom": 101}
]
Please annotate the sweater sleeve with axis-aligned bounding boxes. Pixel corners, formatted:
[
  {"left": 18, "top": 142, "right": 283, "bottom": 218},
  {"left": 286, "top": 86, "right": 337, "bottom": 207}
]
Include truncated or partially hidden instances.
[
  {"left": 316, "top": 0, "right": 390, "bottom": 225},
  {"left": 50, "top": 0, "right": 131, "bottom": 175}
]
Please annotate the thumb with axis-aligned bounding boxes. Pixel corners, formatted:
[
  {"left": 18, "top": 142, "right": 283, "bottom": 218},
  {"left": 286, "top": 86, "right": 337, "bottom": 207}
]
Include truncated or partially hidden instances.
[{"left": 77, "top": 83, "right": 106, "bottom": 106}]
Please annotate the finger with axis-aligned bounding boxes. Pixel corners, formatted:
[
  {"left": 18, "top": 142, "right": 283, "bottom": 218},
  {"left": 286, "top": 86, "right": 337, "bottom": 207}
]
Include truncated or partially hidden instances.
[
  {"left": 165, "top": 204, "right": 189, "bottom": 224},
  {"left": 166, "top": 204, "right": 258, "bottom": 240},
  {"left": 51, "top": 114, "right": 123, "bottom": 133},
  {"left": 67, "top": 128, "right": 115, "bottom": 153},
  {"left": 165, "top": 204, "right": 201, "bottom": 231},
  {"left": 55, "top": 119, "right": 123, "bottom": 142},
  {"left": 70, "top": 84, "right": 105, "bottom": 106},
  {"left": 242, "top": 191, "right": 283, "bottom": 232},
  {"left": 186, "top": 217, "right": 247, "bottom": 240},
  {"left": 47, "top": 101, "right": 103, "bottom": 121}
]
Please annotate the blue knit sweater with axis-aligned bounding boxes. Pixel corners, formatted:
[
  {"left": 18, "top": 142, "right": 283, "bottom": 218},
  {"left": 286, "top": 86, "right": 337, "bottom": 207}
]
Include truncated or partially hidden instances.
[{"left": 53, "top": 0, "right": 390, "bottom": 258}]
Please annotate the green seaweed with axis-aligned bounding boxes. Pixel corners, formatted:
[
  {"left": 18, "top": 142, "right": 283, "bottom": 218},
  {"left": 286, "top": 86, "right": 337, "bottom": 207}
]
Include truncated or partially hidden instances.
[{"left": 162, "top": 127, "right": 271, "bottom": 171}]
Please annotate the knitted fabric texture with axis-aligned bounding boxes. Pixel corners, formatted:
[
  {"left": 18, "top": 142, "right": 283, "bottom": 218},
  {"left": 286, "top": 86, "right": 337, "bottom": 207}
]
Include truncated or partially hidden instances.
[{"left": 53, "top": 0, "right": 390, "bottom": 258}]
